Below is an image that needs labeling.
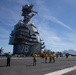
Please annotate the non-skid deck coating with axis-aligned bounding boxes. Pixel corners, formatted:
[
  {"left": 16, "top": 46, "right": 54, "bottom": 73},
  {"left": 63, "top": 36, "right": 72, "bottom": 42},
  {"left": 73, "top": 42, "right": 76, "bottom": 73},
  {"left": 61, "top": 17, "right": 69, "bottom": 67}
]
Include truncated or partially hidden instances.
[{"left": 0, "top": 56, "right": 76, "bottom": 75}]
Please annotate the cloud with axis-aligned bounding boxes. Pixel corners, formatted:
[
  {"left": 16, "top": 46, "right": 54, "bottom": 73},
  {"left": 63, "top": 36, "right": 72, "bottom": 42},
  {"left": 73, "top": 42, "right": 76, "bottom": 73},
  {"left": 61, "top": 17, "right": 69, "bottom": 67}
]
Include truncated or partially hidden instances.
[
  {"left": 34, "top": 0, "right": 76, "bottom": 50},
  {"left": 0, "top": 4, "right": 23, "bottom": 24},
  {"left": 0, "top": 25, "right": 10, "bottom": 41},
  {"left": 0, "top": 23, "right": 11, "bottom": 51},
  {"left": 34, "top": 19, "right": 62, "bottom": 45},
  {"left": 34, "top": 14, "right": 76, "bottom": 51},
  {"left": 63, "top": 32, "right": 76, "bottom": 43},
  {"left": 36, "top": 0, "right": 74, "bottom": 32},
  {"left": 0, "top": 0, "right": 76, "bottom": 52},
  {"left": 44, "top": 15, "right": 74, "bottom": 31}
]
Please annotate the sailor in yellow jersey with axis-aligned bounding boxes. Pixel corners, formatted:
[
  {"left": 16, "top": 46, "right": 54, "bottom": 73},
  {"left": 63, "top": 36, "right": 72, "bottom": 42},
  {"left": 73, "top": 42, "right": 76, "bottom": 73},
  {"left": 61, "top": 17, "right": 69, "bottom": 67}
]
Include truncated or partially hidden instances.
[
  {"left": 53, "top": 53, "right": 56, "bottom": 63},
  {"left": 49, "top": 52, "right": 56, "bottom": 63},
  {"left": 49, "top": 53, "right": 52, "bottom": 63},
  {"left": 44, "top": 53, "right": 48, "bottom": 63},
  {"left": 33, "top": 53, "right": 37, "bottom": 66}
]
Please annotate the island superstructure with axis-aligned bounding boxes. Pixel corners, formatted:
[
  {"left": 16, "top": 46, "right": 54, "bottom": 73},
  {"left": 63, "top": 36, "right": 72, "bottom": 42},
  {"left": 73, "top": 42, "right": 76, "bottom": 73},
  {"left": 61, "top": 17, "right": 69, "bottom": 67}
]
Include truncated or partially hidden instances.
[{"left": 9, "top": 4, "right": 45, "bottom": 55}]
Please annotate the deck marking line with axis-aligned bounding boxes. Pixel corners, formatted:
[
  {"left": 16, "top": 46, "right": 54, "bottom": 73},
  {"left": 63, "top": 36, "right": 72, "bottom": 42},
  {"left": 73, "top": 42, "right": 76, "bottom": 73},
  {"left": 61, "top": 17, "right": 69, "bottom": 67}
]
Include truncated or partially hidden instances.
[{"left": 44, "top": 66, "right": 76, "bottom": 75}]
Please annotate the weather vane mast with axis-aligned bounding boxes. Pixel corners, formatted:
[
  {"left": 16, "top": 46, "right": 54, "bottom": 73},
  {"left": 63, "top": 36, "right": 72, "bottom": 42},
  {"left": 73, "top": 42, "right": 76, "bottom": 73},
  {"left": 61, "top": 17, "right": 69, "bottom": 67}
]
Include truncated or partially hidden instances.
[{"left": 22, "top": 4, "right": 38, "bottom": 24}]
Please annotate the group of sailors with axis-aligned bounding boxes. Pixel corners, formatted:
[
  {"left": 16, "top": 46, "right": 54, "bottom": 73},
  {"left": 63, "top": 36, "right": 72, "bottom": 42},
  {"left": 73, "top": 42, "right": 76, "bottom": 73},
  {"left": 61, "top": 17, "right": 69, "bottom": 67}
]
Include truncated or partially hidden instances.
[
  {"left": 6, "top": 52, "right": 56, "bottom": 67},
  {"left": 6, "top": 51, "right": 69, "bottom": 67},
  {"left": 32, "top": 52, "right": 56, "bottom": 66}
]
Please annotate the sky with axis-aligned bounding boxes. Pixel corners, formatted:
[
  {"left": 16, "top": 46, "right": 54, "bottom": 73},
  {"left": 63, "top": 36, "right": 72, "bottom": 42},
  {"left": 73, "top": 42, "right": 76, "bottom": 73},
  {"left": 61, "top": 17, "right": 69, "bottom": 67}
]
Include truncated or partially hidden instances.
[{"left": 0, "top": 0, "right": 76, "bottom": 53}]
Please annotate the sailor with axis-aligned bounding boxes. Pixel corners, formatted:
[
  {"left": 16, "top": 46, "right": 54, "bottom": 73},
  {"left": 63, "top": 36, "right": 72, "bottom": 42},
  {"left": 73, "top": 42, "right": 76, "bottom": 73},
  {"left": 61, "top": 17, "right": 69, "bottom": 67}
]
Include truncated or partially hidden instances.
[
  {"left": 44, "top": 53, "right": 48, "bottom": 63},
  {"left": 52, "top": 52, "right": 56, "bottom": 63},
  {"left": 49, "top": 53, "right": 52, "bottom": 63},
  {"left": 6, "top": 52, "right": 11, "bottom": 66},
  {"left": 49, "top": 52, "right": 56, "bottom": 63},
  {"left": 33, "top": 53, "right": 37, "bottom": 66}
]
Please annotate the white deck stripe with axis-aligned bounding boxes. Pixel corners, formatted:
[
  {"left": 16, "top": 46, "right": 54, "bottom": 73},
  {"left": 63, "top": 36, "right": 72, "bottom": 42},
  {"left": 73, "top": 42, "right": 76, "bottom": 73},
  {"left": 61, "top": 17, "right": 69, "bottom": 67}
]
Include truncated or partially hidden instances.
[{"left": 44, "top": 66, "right": 76, "bottom": 75}]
